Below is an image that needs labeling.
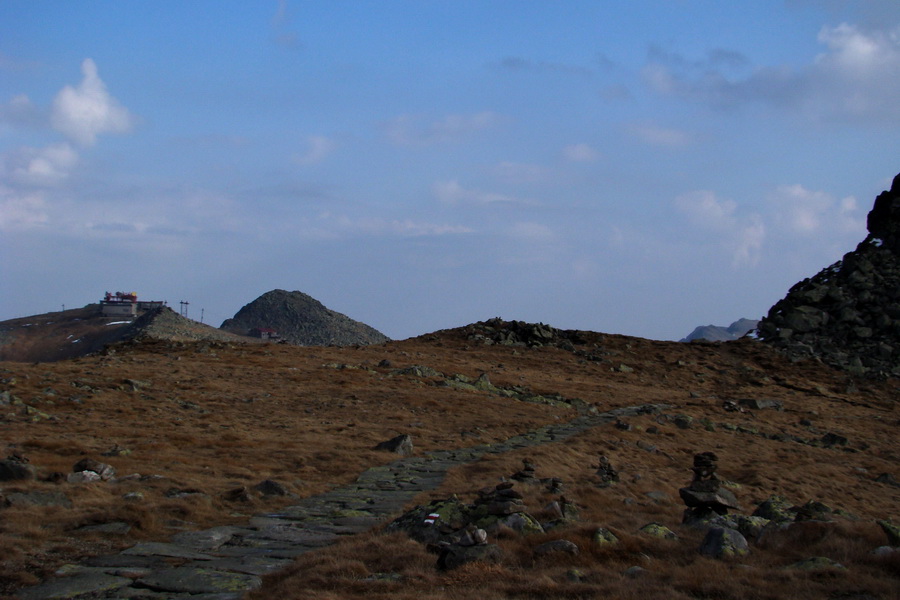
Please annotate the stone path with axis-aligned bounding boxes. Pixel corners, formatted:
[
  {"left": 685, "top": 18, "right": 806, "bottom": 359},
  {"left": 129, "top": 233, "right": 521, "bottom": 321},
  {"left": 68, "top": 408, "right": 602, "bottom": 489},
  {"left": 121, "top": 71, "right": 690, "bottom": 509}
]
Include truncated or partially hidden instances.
[{"left": 16, "top": 403, "right": 666, "bottom": 600}]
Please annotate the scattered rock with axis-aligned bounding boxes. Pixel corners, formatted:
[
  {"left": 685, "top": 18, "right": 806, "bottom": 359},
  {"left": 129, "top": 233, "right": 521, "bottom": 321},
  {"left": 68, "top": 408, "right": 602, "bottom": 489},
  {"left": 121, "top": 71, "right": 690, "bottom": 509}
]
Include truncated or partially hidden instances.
[
  {"left": 592, "top": 527, "right": 619, "bottom": 546},
  {"left": 374, "top": 434, "right": 414, "bottom": 456},
  {"left": 737, "top": 398, "right": 783, "bottom": 411},
  {"left": 436, "top": 543, "right": 503, "bottom": 570},
  {"left": 78, "top": 521, "right": 132, "bottom": 534},
  {"left": 72, "top": 458, "right": 116, "bottom": 480},
  {"left": 752, "top": 495, "right": 794, "bottom": 522},
  {"left": 534, "top": 539, "right": 579, "bottom": 557},
  {"left": 67, "top": 470, "right": 102, "bottom": 484},
  {"left": 0, "top": 455, "right": 35, "bottom": 481},
  {"left": 786, "top": 556, "right": 846, "bottom": 571},
  {"left": 875, "top": 473, "right": 900, "bottom": 488},
  {"left": 876, "top": 520, "right": 900, "bottom": 546},
  {"left": 6, "top": 490, "right": 73, "bottom": 508},
  {"left": 253, "top": 479, "right": 288, "bottom": 496}
]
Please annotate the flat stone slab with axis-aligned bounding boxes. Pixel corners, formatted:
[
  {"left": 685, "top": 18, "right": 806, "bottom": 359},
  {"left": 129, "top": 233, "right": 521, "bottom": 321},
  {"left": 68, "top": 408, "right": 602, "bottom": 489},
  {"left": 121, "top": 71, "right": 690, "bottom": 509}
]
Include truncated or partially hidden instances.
[
  {"left": 137, "top": 567, "right": 261, "bottom": 594},
  {"left": 123, "top": 542, "right": 215, "bottom": 560},
  {"left": 193, "top": 555, "right": 294, "bottom": 576},
  {"left": 15, "top": 573, "right": 132, "bottom": 600}
]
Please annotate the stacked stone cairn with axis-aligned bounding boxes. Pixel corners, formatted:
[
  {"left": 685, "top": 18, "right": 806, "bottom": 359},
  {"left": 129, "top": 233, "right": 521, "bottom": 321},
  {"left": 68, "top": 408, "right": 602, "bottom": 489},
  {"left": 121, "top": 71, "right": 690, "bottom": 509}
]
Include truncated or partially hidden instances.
[
  {"left": 758, "top": 172, "right": 900, "bottom": 377},
  {"left": 679, "top": 452, "right": 740, "bottom": 524},
  {"left": 595, "top": 454, "right": 619, "bottom": 487}
]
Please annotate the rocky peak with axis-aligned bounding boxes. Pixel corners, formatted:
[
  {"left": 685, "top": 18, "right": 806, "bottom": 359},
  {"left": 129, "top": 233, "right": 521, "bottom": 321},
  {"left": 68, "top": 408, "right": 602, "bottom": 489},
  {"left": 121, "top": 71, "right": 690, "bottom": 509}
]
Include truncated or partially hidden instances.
[
  {"left": 865, "top": 173, "right": 900, "bottom": 249},
  {"left": 220, "top": 289, "right": 390, "bottom": 346},
  {"left": 758, "top": 172, "right": 900, "bottom": 377}
]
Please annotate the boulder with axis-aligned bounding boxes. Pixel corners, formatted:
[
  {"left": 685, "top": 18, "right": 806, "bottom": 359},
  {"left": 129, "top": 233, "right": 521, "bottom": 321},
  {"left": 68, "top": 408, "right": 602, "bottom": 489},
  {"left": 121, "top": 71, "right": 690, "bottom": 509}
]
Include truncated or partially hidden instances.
[
  {"left": 699, "top": 527, "right": 749, "bottom": 559},
  {"left": 534, "top": 539, "right": 579, "bottom": 557},
  {"left": 436, "top": 543, "right": 503, "bottom": 570},
  {"left": 0, "top": 457, "right": 35, "bottom": 481},
  {"left": 72, "top": 458, "right": 116, "bottom": 480}
]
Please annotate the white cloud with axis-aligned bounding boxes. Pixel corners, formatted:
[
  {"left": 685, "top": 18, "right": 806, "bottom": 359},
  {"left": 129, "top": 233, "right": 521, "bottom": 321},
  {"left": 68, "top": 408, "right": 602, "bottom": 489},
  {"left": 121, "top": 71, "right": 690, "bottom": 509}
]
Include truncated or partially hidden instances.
[
  {"left": 674, "top": 190, "right": 765, "bottom": 266},
  {"left": 674, "top": 190, "right": 737, "bottom": 230},
  {"left": 384, "top": 111, "right": 500, "bottom": 146},
  {"left": 51, "top": 59, "right": 134, "bottom": 146},
  {"left": 4, "top": 142, "right": 78, "bottom": 186},
  {"left": 563, "top": 143, "right": 600, "bottom": 162},
  {"left": 293, "top": 135, "right": 337, "bottom": 165},
  {"left": 508, "top": 221, "right": 554, "bottom": 240},
  {"left": 631, "top": 122, "right": 692, "bottom": 147},
  {"left": 335, "top": 216, "right": 473, "bottom": 237},
  {"left": 769, "top": 184, "right": 864, "bottom": 235},
  {"left": 732, "top": 215, "right": 766, "bottom": 268},
  {"left": 433, "top": 179, "right": 532, "bottom": 206},
  {"left": 491, "top": 161, "right": 549, "bottom": 184},
  {"left": 644, "top": 23, "right": 900, "bottom": 123},
  {"left": 0, "top": 186, "right": 47, "bottom": 231},
  {"left": 0, "top": 94, "right": 43, "bottom": 129}
]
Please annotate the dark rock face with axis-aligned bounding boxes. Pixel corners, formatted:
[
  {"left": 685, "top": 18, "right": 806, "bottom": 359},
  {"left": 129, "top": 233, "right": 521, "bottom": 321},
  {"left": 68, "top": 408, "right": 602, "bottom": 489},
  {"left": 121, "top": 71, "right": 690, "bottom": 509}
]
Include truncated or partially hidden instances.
[
  {"left": 220, "top": 289, "right": 390, "bottom": 346},
  {"left": 758, "top": 173, "right": 900, "bottom": 377}
]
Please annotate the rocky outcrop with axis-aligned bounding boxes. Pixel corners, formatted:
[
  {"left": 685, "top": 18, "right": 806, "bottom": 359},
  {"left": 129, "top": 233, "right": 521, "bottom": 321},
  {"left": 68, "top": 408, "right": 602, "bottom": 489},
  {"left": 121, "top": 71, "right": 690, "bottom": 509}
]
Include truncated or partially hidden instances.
[
  {"left": 758, "top": 173, "right": 900, "bottom": 377},
  {"left": 220, "top": 289, "right": 389, "bottom": 346}
]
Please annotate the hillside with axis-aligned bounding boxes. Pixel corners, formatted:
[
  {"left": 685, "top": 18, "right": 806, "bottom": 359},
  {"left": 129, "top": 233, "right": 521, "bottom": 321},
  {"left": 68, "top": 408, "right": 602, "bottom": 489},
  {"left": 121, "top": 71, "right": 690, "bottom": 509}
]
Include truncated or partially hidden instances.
[
  {"left": 1, "top": 319, "right": 898, "bottom": 600},
  {"left": 0, "top": 305, "right": 250, "bottom": 363},
  {"left": 220, "top": 289, "right": 390, "bottom": 346}
]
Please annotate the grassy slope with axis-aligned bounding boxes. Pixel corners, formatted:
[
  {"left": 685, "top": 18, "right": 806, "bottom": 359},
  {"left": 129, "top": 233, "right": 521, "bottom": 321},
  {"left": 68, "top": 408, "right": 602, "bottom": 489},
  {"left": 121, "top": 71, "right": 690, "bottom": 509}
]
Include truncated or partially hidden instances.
[{"left": 0, "top": 328, "right": 898, "bottom": 599}]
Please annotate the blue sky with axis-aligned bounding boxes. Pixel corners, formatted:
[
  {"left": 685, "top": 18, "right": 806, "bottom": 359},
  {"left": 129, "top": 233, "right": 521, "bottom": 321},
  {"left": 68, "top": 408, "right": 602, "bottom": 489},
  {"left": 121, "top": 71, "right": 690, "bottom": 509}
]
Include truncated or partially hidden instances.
[{"left": 2, "top": 1, "right": 899, "bottom": 340}]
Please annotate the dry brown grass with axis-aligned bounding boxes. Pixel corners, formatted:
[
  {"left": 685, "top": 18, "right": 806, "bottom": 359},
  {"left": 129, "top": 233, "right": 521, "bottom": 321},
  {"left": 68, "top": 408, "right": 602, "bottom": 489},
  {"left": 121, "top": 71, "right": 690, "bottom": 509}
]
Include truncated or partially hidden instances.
[{"left": 1, "top": 329, "right": 899, "bottom": 599}]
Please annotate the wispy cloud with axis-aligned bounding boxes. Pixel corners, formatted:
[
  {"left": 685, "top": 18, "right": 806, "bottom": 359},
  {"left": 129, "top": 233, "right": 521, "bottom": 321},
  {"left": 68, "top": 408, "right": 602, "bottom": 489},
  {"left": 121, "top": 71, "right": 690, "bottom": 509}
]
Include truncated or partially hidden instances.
[
  {"left": 384, "top": 111, "right": 501, "bottom": 146},
  {"left": 674, "top": 190, "right": 765, "bottom": 267},
  {"left": 433, "top": 179, "right": 533, "bottom": 207},
  {"left": 769, "top": 183, "right": 864, "bottom": 236},
  {"left": 293, "top": 135, "right": 337, "bottom": 165},
  {"left": 271, "top": 0, "right": 300, "bottom": 49},
  {"left": 3, "top": 143, "right": 78, "bottom": 187},
  {"left": 51, "top": 59, "right": 134, "bottom": 146},
  {"left": 562, "top": 143, "right": 600, "bottom": 162},
  {"left": 630, "top": 122, "right": 693, "bottom": 147}
]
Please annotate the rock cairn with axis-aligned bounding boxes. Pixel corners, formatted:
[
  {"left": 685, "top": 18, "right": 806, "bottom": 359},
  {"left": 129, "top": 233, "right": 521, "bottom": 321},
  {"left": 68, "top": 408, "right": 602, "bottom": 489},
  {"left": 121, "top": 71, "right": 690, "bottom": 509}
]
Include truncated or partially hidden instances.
[
  {"left": 679, "top": 452, "right": 740, "bottom": 524},
  {"left": 758, "top": 172, "right": 900, "bottom": 377}
]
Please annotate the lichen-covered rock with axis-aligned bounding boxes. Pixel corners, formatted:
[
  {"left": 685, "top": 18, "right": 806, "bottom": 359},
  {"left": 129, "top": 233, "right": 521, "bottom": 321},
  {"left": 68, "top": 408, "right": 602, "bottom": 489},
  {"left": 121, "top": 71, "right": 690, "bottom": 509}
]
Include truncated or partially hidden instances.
[
  {"left": 752, "top": 495, "right": 794, "bottom": 522},
  {"left": 639, "top": 522, "right": 677, "bottom": 539},
  {"left": 707, "top": 514, "right": 770, "bottom": 540},
  {"left": 699, "top": 527, "right": 749, "bottom": 558},
  {"left": 592, "top": 527, "right": 619, "bottom": 546}
]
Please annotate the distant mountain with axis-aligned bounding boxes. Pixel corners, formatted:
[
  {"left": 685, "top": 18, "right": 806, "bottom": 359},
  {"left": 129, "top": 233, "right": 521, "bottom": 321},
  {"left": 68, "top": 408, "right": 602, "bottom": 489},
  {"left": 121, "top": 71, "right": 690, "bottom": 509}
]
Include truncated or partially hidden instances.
[
  {"left": 219, "top": 289, "right": 390, "bottom": 346},
  {"left": 680, "top": 318, "right": 759, "bottom": 343}
]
